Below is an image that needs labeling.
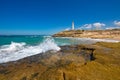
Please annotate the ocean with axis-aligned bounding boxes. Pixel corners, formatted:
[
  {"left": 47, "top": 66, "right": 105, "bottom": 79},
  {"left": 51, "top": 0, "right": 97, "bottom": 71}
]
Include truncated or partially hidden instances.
[{"left": 0, "top": 35, "right": 119, "bottom": 63}]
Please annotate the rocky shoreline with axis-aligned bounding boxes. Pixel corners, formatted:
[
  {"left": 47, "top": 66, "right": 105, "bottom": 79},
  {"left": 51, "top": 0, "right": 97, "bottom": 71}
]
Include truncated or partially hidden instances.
[
  {"left": 53, "top": 29, "right": 120, "bottom": 40},
  {"left": 0, "top": 42, "right": 120, "bottom": 80}
]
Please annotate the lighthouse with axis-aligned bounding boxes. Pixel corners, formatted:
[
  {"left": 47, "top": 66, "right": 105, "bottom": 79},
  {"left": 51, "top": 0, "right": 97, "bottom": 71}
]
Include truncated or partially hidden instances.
[{"left": 72, "top": 21, "right": 74, "bottom": 30}]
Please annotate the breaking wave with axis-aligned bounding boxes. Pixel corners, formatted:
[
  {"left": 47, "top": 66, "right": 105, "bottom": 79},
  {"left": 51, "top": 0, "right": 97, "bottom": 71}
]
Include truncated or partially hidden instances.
[{"left": 0, "top": 38, "right": 60, "bottom": 63}]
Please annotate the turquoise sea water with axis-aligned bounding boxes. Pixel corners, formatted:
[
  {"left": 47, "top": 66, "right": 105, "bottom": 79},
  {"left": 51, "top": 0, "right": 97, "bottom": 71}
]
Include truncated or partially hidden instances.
[
  {"left": 0, "top": 35, "right": 89, "bottom": 46},
  {"left": 0, "top": 35, "right": 119, "bottom": 63},
  {"left": 0, "top": 35, "right": 44, "bottom": 46},
  {"left": 0, "top": 35, "right": 98, "bottom": 46}
]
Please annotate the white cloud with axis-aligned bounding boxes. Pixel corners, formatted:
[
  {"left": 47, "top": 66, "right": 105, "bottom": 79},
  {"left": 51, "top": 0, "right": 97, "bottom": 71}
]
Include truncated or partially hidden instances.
[
  {"left": 65, "top": 28, "right": 70, "bottom": 31},
  {"left": 79, "top": 22, "right": 106, "bottom": 30},
  {"left": 114, "top": 21, "right": 120, "bottom": 26},
  {"left": 93, "top": 22, "right": 106, "bottom": 29},
  {"left": 80, "top": 24, "right": 92, "bottom": 30},
  {"left": 83, "top": 24, "right": 92, "bottom": 29},
  {"left": 106, "top": 27, "right": 114, "bottom": 30},
  {"left": 106, "top": 27, "right": 120, "bottom": 30}
]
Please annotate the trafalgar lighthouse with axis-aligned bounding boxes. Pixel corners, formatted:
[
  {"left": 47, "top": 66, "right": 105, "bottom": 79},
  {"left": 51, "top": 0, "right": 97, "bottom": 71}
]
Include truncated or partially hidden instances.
[{"left": 72, "top": 21, "right": 75, "bottom": 30}]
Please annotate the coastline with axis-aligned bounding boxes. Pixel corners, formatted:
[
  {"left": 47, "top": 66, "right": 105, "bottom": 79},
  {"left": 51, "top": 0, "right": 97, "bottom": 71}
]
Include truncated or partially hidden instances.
[
  {"left": 54, "top": 37, "right": 120, "bottom": 43},
  {"left": 53, "top": 29, "right": 120, "bottom": 41},
  {"left": 0, "top": 42, "right": 120, "bottom": 80},
  {"left": 0, "top": 30, "right": 120, "bottom": 80}
]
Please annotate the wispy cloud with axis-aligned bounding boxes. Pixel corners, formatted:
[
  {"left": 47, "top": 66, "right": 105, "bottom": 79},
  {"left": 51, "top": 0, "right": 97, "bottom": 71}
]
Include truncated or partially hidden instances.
[
  {"left": 83, "top": 24, "right": 92, "bottom": 29},
  {"left": 79, "top": 24, "right": 92, "bottom": 30},
  {"left": 65, "top": 28, "right": 71, "bottom": 31},
  {"left": 79, "top": 22, "right": 106, "bottom": 30},
  {"left": 106, "top": 27, "right": 120, "bottom": 30},
  {"left": 106, "top": 21, "right": 120, "bottom": 30},
  {"left": 93, "top": 22, "right": 106, "bottom": 29},
  {"left": 114, "top": 21, "right": 120, "bottom": 26}
]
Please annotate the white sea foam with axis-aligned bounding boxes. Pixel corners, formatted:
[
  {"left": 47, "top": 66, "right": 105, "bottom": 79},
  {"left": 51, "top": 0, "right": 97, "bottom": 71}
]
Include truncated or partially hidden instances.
[
  {"left": 0, "top": 42, "right": 26, "bottom": 53},
  {"left": 0, "top": 38, "right": 60, "bottom": 63}
]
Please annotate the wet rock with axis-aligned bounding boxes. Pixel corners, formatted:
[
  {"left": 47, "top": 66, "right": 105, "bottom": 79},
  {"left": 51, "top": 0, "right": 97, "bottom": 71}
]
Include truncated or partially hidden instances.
[{"left": 1, "top": 42, "right": 120, "bottom": 80}]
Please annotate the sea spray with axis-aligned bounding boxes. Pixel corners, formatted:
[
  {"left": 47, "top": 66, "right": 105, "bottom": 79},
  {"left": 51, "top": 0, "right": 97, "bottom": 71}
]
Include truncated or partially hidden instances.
[
  {"left": 0, "top": 37, "right": 60, "bottom": 63},
  {"left": 0, "top": 42, "right": 26, "bottom": 53},
  {"left": 40, "top": 37, "right": 60, "bottom": 52}
]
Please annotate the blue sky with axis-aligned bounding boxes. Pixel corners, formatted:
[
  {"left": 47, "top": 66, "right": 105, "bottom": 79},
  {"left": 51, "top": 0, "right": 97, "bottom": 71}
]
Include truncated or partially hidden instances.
[{"left": 0, "top": 0, "right": 120, "bottom": 35}]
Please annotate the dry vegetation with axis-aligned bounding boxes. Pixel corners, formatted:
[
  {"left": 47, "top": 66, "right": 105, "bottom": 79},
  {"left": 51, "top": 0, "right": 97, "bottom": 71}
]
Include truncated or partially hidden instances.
[{"left": 53, "top": 29, "right": 120, "bottom": 40}]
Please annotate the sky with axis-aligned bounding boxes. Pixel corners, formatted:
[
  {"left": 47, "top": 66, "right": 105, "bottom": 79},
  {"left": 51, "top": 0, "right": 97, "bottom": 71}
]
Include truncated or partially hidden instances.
[{"left": 0, "top": 0, "right": 120, "bottom": 35}]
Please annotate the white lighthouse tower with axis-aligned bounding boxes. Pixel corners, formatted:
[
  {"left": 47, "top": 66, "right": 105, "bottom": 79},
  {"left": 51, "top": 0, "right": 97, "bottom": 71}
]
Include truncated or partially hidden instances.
[{"left": 72, "top": 21, "right": 74, "bottom": 30}]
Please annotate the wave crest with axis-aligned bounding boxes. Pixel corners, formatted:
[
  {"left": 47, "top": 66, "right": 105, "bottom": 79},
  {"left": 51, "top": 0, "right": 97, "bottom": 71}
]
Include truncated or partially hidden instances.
[
  {"left": 0, "top": 42, "right": 26, "bottom": 53},
  {"left": 0, "top": 37, "right": 60, "bottom": 63}
]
